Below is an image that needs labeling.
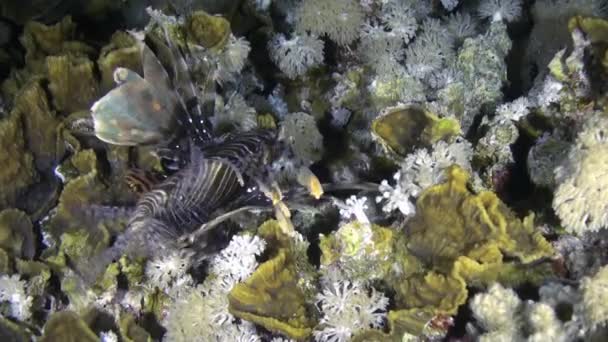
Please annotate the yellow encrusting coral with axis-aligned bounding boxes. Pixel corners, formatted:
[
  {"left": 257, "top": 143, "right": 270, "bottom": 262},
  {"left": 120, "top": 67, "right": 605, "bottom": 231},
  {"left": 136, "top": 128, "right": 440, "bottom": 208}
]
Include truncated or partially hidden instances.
[
  {"left": 319, "top": 221, "right": 396, "bottom": 281},
  {"left": 360, "top": 165, "right": 556, "bottom": 337},
  {"left": 11, "top": 78, "right": 59, "bottom": 170},
  {"left": 43, "top": 149, "right": 113, "bottom": 239},
  {"left": 0, "top": 112, "right": 38, "bottom": 209},
  {"left": 405, "top": 165, "right": 553, "bottom": 273},
  {"left": 186, "top": 11, "right": 232, "bottom": 51},
  {"left": 47, "top": 55, "right": 99, "bottom": 113},
  {"left": 372, "top": 104, "right": 460, "bottom": 157},
  {"left": 228, "top": 249, "right": 315, "bottom": 339},
  {"left": 40, "top": 311, "right": 99, "bottom": 342},
  {"left": 0, "top": 209, "right": 35, "bottom": 260},
  {"left": 97, "top": 31, "right": 143, "bottom": 92}
]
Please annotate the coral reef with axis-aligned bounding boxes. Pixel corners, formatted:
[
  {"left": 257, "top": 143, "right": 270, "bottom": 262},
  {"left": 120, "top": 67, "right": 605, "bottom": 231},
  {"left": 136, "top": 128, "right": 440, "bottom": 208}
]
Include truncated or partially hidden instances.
[{"left": 1, "top": 2, "right": 608, "bottom": 342}]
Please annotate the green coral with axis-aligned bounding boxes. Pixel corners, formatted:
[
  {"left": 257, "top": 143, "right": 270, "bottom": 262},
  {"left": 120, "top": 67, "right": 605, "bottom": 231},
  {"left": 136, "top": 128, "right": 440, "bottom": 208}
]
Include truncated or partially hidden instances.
[
  {"left": 352, "top": 165, "right": 556, "bottom": 337},
  {"left": 97, "top": 31, "right": 143, "bottom": 93},
  {"left": 258, "top": 219, "right": 317, "bottom": 296},
  {"left": 10, "top": 78, "right": 59, "bottom": 170},
  {"left": 59, "top": 228, "right": 111, "bottom": 269},
  {"left": 0, "top": 112, "right": 38, "bottom": 209},
  {"left": 284, "top": 70, "right": 333, "bottom": 120},
  {"left": 119, "top": 313, "right": 151, "bottom": 342},
  {"left": 368, "top": 70, "right": 425, "bottom": 110},
  {"left": 404, "top": 166, "right": 553, "bottom": 272},
  {"left": 47, "top": 55, "right": 99, "bottom": 113},
  {"left": 15, "top": 259, "right": 51, "bottom": 297},
  {"left": 229, "top": 221, "right": 318, "bottom": 338},
  {"left": 228, "top": 249, "right": 316, "bottom": 339},
  {"left": 185, "top": 11, "right": 232, "bottom": 50},
  {"left": 43, "top": 149, "right": 111, "bottom": 239},
  {"left": 568, "top": 16, "right": 608, "bottom": 76},
  {"left": 319, "top": 221, "right": 395, "bottom": 281},
  {"left": 372, "top": 104, "right": 461, "bottom": 158},
  {"left": 474, "top": 116, "right": 518, "bottom": 176},
  {"left": 354, "top": 307, "right": 460, "bottom": 342},
  {"left": 0, "top": 209, "right": 35, "bottom": 260},
  {"left": 0, "top": 249, "right": 9, "bottom": 274},
  {"left": 0, "top": 315, "right": 32, "bottom": 342},
  {"left": 40, "top": 311, "right": 99, "bottom": 342},
  {"left": 20, "top": 17, "right": 94, "bottom": 75}
]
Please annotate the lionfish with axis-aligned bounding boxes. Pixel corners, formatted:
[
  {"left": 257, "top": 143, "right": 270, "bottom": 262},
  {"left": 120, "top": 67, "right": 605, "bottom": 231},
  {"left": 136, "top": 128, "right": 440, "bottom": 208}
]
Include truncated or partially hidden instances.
[
  {"left": 74, "top": 30, "right": 280, "bottom": 282},
  {"left": 78, "top": 130, "right": 277, "bottom": 282}
]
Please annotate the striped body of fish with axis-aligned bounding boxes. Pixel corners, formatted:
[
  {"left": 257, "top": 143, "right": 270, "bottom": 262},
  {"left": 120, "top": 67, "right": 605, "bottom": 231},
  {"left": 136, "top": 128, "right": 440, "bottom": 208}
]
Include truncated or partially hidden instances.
[{"left": 80, "top": 130, "right": 276, "bottom": 282}]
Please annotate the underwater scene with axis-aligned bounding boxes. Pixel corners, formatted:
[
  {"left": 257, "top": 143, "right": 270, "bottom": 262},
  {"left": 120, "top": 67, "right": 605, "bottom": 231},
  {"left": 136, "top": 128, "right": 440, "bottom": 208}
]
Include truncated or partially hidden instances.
[{"left": 1, "top": 0, "right": 608, "bottom": 341}]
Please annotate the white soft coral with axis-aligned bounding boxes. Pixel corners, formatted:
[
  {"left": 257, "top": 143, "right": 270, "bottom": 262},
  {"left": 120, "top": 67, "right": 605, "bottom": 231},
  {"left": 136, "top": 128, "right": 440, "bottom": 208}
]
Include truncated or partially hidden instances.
[
  {"left": 145, "top": 250, "right": 193, "bottom": 293},
  {"left": 553, "top": 114, "right": 608, "bottom": 234},
  {"left": 269, "top": 33, "right": 324, "bottom": 79},
  {"left": 336, "top": 195, "right": 371, "bottom": 225},
  {"left": 209, "top": 234, "right": 266, "bottom": 286},
  {"left": 478, "top": 0, "right": 523, "bottom": 22},
  {"left": 314, "top": 281, "right": 389, "bottom": 342},
  {"left": 295, "top": 0, "right": 364, "bottom": 46},
  {"left": 376, "top": 171, "right": 419, "bottom": 217},
  {"left": 162, "top": 233, "right": 266, "bottom": 341},
  {"left": 376, "top": 139, "right": 473, "bottom": 217},
  {"left": 0, "top": 274, "right": 33, "bottom": 321}
]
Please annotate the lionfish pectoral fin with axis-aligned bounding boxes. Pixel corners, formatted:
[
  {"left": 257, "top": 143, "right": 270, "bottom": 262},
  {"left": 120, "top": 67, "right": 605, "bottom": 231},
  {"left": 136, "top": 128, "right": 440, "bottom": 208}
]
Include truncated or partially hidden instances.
[
  {"left": 177, "top": 205, "right": 268, "bottom": 249},
  {"left": 221, "top": 159, "right": 245, "bottom": 186}
]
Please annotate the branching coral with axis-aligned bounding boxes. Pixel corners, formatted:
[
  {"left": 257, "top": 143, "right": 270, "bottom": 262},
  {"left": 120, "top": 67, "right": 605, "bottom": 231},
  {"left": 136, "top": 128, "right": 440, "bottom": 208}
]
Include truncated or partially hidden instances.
[
  {"left": 357, "top": 0, "right": 418, "bottom": 74},
  {"left": 496, "top": 97, "right": 531, "bottom": 122},
  {"left": 439, "top": 20, "right": 511, "bottom": 131},
  {"left": 335, "top": 195, "right": 371, "bottom": 225},
  {"left": 445, "top": 12, "right": 478, "bottom": 45}
]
